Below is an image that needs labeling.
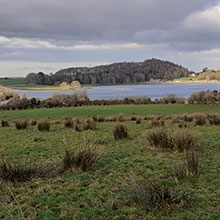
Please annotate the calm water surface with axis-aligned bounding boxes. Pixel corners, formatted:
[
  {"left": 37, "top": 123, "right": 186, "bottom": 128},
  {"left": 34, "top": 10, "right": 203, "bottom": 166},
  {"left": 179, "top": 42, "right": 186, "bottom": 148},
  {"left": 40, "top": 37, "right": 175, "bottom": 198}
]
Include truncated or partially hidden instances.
[{"left": 14, "top": 84, "right": 220, "bottom": 101}]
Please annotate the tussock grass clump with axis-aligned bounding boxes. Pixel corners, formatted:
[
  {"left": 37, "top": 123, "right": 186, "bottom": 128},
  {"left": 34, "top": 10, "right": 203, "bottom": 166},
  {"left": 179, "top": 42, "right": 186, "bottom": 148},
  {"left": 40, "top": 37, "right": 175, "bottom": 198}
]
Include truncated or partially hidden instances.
[
  {"left": 74, "top": 123, "right": 83, "bottom": 132},
  {"left": 71, "top": 119, "right": 96, "bottom": 131},
  {"left": 171, "top": 119, "right": 180, "bottom": 124},
  {"left": 118, "top": 113, "right": 125, "bottom": 122},
  {"left": 113, "top": 124, "right": 128, "bottom": 140},
  {"left": 151, "top": 120, "right": 165, "bottom": 128},
  {"left": 30, "top": 119, "right": 37, "bottom": 126},
  {"left": 1, "top": 120, "right": 9, "bottom": 127},
  {"left": 0, "top": 160, "right": 34, "bottom": 182},
  {"left": 92, "top": 114, "right": 98, "bottom": 122},
  {"left": 183, "top": 114, "right": 193, "bottom": 122},
  {"left": 63, "top": 147, "right": 99, "bottom": 172},
  {"left": 97, "top": 116, "right": 105, "bottom": 122},
  {"left": 171, "top": 129, "right": 198, "bottom": 153},
  {"left": 171, "top": 152, "right": 199, "bottom": 182},
  {"left": 195, "top": 115, "right": 207, "bottom": 126},
  {"left": 72, "top": 118, "right": 83, "bottom": 132},
  {"left": 63, "top": 117, "right": 74, "bottom": 128},
  {"left": 208, "top": 115, "right": 220, "bottom": 126},
  {"left": 37, "top": 120, "right": 50, "bottom": 131},
  {"left": 147, "top": 128, "right": 198, "bottom": 152},
  {"left": 136, "top": 117, "right": 141, "bottom": 124},
  {"left": 131, "top": 115, "right": 137, "bottom": 121},
  {"left": 129, "top": 178, "right": 192, "bottom": 211},
  {"left": 14, "top": 120, "right": 29, "bottom": 130},
  {"left": 83, "top": 119, "right": 96, "bottom": 131},
  {"left": 186, "top": 151, "right": 199, "bottom": 175},
  {"left": 178, "top": 123, "right": 187, "bottom": 128},
  {"left": 146, "top": 128, "right": 171, "bottom": 149},
  {"left": 0, "top": 160, "right": 63, "bottom": 183},
  {"left": 170, "top": 163, "right": 188, "bottom": 182}
]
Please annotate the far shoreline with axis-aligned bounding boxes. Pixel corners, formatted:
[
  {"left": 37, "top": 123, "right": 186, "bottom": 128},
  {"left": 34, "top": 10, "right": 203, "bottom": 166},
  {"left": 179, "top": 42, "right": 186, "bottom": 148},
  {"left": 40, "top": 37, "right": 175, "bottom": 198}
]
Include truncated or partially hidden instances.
[{"left": 3, "top": 78, "right": 220, "bottom": 92}]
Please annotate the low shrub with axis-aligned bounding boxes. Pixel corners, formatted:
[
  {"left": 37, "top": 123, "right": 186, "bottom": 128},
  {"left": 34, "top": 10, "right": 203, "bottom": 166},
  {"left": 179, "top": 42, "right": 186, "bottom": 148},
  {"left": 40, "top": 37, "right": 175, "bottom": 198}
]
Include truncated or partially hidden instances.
[
  {"left": 14, "top": 120, "right": 29, "bottom": 130},
  {"left": 159, "top": 95, "right": 185, "bottom": 104},
  {"left": 113, "top": 124, "right": 128, "bottom": 140},
  {"left": 188, "top": 90, "right": 220, "bottom": 104},
  {"left": 129, "top": 178, "right": 192, "bottom": 211},
  {"left": 146, "top": 128, "right": 171, "bottom": 149},
  {"left": 1, "top": 120, "right": 9, "bottom": 127},
  {"left": 37, "top": 120, "right": 50, "bottom": 131},
  {"left": 63, "top": 147, "right": 99, "bottom": 172}
]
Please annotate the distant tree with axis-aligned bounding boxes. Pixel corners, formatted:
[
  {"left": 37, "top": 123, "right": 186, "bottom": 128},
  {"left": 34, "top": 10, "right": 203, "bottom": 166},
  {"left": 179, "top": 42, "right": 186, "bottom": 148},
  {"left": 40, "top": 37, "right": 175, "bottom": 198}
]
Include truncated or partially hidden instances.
[{"left": 203, "top": 67, "right": 209, "bottom": 72}]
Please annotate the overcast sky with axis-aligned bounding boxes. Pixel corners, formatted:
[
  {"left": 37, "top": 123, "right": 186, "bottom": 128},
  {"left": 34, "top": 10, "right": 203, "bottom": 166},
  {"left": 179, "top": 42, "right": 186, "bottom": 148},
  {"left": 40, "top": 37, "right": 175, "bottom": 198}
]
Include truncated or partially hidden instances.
[{"left": 1, "top": 0, "right": 220, "bottom": 77}]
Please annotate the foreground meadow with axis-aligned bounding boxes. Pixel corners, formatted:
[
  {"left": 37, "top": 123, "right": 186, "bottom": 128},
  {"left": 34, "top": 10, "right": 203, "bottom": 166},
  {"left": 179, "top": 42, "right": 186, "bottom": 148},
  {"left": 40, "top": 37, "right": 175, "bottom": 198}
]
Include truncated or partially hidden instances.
[{"left": 0, "top": 105, "right": 220, "bottom": 219}]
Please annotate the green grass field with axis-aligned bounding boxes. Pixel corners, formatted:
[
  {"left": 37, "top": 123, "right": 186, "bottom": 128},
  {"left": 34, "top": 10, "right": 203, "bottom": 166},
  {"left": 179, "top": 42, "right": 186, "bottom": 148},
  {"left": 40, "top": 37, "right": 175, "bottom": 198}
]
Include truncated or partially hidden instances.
[
  {"left": 1, "top": 105, "right": 220, "bottom": 219},
  {"left": 0, "top": 78, "right": 28, "bottom": 86},
  {"left": 1, "top": 104, "right": 220, "bottom": 121}
]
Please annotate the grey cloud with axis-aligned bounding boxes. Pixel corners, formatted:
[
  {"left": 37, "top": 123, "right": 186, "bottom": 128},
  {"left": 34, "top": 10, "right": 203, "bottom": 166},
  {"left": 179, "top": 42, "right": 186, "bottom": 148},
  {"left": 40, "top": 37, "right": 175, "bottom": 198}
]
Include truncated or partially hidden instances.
[
  {"left": 0, "top": 0, "right": 209, "bottom": 42},
  {"left": 1, "top": 0, "right": 220, "bottom": 76}
]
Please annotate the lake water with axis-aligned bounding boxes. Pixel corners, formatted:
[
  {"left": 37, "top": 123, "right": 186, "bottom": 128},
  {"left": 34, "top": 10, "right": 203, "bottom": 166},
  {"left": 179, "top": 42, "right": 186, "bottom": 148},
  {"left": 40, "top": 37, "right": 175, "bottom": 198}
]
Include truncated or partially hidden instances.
[{"left": 13, "top": 84, "right": 220, "bottom": 101}]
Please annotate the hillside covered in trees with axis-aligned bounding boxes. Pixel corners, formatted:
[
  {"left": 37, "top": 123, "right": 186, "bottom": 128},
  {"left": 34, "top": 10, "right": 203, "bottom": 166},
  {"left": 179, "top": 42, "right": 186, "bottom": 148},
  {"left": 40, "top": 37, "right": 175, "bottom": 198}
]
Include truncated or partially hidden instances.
[{"left": 25, "top": 59, "right": 189, "bottom": 85}]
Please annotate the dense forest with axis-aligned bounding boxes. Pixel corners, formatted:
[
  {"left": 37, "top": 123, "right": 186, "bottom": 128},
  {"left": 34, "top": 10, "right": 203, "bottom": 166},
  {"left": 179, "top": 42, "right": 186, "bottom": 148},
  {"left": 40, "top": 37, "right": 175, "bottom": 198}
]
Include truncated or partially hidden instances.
[{"left": 25, "top": 59, "right": 189, "bottom": 85}]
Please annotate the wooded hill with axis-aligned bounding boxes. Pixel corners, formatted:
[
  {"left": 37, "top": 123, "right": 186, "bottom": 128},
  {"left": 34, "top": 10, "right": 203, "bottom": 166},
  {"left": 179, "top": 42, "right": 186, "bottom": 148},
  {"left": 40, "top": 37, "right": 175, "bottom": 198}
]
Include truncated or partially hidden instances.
[{"left": 25, "top": 58, "right": 189, "bottom": 85}]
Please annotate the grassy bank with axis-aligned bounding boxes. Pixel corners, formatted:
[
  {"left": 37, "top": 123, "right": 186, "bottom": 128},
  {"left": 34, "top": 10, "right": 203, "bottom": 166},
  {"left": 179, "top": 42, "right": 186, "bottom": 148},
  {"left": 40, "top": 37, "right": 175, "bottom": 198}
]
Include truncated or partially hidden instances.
[{"left": 1, "top": 106, "right": 220, "bottom": 219}]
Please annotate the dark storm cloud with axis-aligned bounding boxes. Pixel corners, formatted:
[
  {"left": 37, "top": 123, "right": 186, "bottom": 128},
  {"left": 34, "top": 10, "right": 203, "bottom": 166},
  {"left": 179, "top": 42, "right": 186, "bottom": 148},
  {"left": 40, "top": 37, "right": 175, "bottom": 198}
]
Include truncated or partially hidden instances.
[{"left": 0, "top": 0, "right": 211, "bottom": 42}]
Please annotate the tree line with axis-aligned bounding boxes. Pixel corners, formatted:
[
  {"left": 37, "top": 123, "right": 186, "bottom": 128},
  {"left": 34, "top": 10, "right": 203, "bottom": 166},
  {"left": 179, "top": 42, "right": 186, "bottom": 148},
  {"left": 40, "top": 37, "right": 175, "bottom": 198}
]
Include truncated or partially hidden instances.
[{"left": 25, "top": 59, "right": 189, "bottom": 85}]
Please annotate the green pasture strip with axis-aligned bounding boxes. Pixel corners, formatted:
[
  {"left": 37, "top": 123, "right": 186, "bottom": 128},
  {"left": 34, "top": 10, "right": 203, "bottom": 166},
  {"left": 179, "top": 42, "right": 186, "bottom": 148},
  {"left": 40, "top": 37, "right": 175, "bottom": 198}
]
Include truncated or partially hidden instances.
[
  {"left": 0, "top": 104, "right": 220, "bottom": 121},
  {"left": 0, "top": 78, "right": 28, "bottom": 86}
]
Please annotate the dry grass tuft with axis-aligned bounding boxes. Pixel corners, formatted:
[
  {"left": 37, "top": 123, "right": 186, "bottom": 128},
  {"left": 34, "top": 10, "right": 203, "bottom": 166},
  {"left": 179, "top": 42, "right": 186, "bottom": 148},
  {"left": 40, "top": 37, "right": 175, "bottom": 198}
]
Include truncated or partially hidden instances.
[
  {"left": 113, "top": 124, "right": 128, "bottom": 140},
  {"left": 37, "top": 120, "right": 50, "bottom": 131},
  {"left": 63, "top": 117, "right": 74, "bottom": 128},
  {"left": 14, "top": 120, "right": 29, "bottom": 130},
  {"left": 171, "top": 129, "right": 198, "bottom": 153},
  {"left": 129, "top": 177, "right": 192, "bottom": 211},
  {"left": 146, "top": 128, "right": 171, "bottom": 149},
  {"left": 63, "top": 146, "right": 100, "bottom": 172},
  {"left": 0, "top": 160, "right": 34, "bottom": 182},
  {"left": 1, "top": 120, "right": 9, "bottom": 127}
]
